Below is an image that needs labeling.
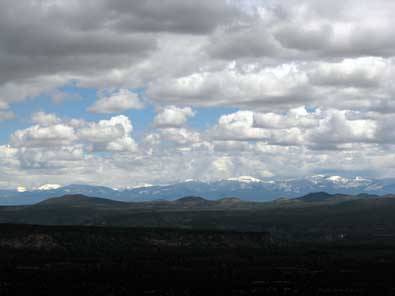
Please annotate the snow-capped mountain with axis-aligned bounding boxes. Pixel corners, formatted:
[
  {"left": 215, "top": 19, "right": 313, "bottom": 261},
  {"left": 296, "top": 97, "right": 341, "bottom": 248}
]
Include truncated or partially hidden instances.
[
  {"left": 37, "top": 184, "right": 61, "bottom": 191},
  {"left": 226, "top": 176, "right": 262, "bottom": 183},
  {"left": 1, "top": 175, "right": 395, "bottom": 205}
]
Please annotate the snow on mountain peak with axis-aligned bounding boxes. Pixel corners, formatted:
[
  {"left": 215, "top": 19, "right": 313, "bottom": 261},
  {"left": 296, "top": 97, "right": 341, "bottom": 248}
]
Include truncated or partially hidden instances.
[
  {"left": 17, "top": 186, "right": 27, "bottom": 192},
  {"left": 310, "top": 175, "right": 349, "bottom": 184},
  {"left": 227, "top": 176, "right": 262, "bottom": 183},
  {"left": 38, "top": 184, "right": 61, "bottom": 191},
  {"left": 308, "top": 175, "right": 373, "bottom": 188},
  {"left": 129, "top": 183, "right": 154, "bottom": 189},
  {"left": 326, "top": 175, "right": 349, "bottom": 184},
  {"left": 354, "top": 176, "right": 370, "bottom": 182}
]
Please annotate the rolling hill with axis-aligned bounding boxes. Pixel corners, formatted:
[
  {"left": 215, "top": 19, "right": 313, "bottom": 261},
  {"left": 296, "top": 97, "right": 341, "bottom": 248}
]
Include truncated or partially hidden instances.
[{"left": 0, "top": 192, "right": 394, "bottom": 240}]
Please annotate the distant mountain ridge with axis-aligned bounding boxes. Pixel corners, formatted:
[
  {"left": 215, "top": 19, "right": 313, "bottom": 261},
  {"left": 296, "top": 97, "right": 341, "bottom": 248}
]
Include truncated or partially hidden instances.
[{"left": 2, "top": 175, "right": 395, "bottom": 205}]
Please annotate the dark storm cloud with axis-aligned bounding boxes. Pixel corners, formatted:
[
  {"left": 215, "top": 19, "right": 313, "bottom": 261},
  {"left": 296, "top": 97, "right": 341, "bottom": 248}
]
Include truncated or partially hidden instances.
[
  {"left": 207, "top": 23, "right": 281, "bottom": 60},
  {"left": 0, "top": 0, "right": 239, "bottom": 85},
  {"left": 0, "top": 2, "right": 154, "bottom": 84},
  {"left": 207, "top": 0, "right": 395, "bottom": 61},
  {"left": 104, "top": 0, "right": 241, "bottom": 34}
]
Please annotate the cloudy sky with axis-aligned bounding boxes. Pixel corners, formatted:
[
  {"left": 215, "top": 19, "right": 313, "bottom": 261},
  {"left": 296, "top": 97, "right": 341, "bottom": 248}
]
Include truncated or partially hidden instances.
[{"left": 1, "top": 0, "right": 395, "bottom": 189}]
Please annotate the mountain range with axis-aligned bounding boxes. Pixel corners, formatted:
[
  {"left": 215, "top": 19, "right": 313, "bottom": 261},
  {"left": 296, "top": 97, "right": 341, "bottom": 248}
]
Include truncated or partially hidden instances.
[{"left": 2, "top": 175, "right": 395, "bottom": 205}]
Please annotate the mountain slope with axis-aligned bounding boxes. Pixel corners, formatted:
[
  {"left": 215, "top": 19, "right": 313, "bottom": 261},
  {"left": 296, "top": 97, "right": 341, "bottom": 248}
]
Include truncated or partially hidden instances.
[
  {"left": 175, "top": 196, "right": 212, "bottom": 207},
  {"left": 37, "top": 194, "right": 127, "bottom": 207}
]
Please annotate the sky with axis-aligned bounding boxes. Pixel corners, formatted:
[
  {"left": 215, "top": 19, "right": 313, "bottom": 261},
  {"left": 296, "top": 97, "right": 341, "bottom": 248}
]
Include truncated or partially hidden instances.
[{"left": 1, "top": 0, "right": 395, "bottom": 189}]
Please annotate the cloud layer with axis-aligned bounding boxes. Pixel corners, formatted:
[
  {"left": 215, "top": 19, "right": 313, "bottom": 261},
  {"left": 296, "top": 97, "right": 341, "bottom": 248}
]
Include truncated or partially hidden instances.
[{"left": 0, "top": 0, "right": 394, "bottom": 188}]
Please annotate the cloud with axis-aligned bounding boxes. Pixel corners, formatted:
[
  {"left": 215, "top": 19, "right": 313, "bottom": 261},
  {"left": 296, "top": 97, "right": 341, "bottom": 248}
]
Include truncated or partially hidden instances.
[
  {"left": 151, "top": 105, "right": 200, "bottom": 146},
  {"left": 78, "top": 115, "right": 138, "bottom": 152},
  {"left": 148, "top": 57, "right": 395, "bottom": 113},
  {"left": 253, "top": 107, "right": 318, "bottom": 129},
  {"left": 306, "top": 110, "right": 377, "bottom": 150},
  {"left": 16, "top": 145, "right": 85, "bottom": 170},
  {"left": 207, "top": 22, "right": 280, "bottom": 60},
  {"left": 2, "top": 0, "right": 395, "bottom": 187},
  {"left": 274, "top": 24, "right": 333, "bottom": 52},
  {"left": 209, "top": 0, "right": 395, "bottom": 60},
  {"left": 11, "top": 124, "right": 77, "bottom": 148},
  {"left": 0, "top": 0, "right": 240, "bottom": 108},
  {"left": 148, "top": 64, "right": 312, "bottom": 110},
  {"left": 88, "top": 89, "right": 144, "bottom": 114},
  {"left": 153, "top": 106, "right": 196, "bottom": 127},
  {"left": 308, "top": 58, "right": 387, "bottom": 88},
  {"left": 211, "top": 111, "right": 267, "bottom": 141},
  {"left": 159, "top": 128, "right": 201, "bottom": 145},
  {"left": 3, "top": 106, "right": 395, "bottom": 188},
  {"left": 211, "top": 156, "right": 234, "bottom": 175},
  {"left": 8, "top": 114, "right": 139, "bottom": 174},
  {"left": 2, "top": 0, "right": 395, "bottom": 116},
  {"left": 208, "top": 108, "right": 385, "bottom": 150},
  {"left": 212, "top": 110, "right": 303, "bottom": 145},
  {"left": 103, "top": 0, "right": 241, "bottom": 34},
  {"left": 0, "top": 101, "right": 14, "bottom": 121},
  {"left": 32, "top": 112, "right": 61, "bottom": 126}
]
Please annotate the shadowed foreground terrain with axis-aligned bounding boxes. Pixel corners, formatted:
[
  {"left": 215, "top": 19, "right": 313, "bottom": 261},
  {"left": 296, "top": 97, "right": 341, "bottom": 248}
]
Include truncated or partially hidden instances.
[
  {"left": 2, "top": 193, "right": 395, "bottom": 240},
  {"left": 2, "top": 194, "right": 395, "bottom": 294},
  {"left": 1, "top": 224, "right": 395, "bottom": 295}
]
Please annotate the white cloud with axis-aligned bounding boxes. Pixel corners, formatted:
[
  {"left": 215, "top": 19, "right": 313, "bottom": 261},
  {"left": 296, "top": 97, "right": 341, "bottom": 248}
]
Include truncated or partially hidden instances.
[
  {"left": 6, "top": 114, "right": 139, "bottom": 181},
  {"left": 153, "top": 106, "right": 196, "bottom": 128},
  {"left": 88, "top": 89, "right": 144, "bottom": 114},
  {"left": 211, "top": 111, "right": 267, "bottom": 141},
  {"left": 3, "top": 0, "right": 395, "bottom": 187},
  {"left": 0, "top": 101, "right": 14, "bottom": 121},
  {"left": 160, "top": 128, "right": 201, "bottom": 145},
  {"left": 148, "top": 57, "right": 395, "bottom": 113},
  {"left": 209, "top": 110, "right": 304, "bottom": 145},
  {"left": 306, "top": 110, "right": 377, "bottom": 150},
  {"left": 78, "top": 115, "right": 138, "bottom": 152},
  {"left": 209, "top": 108, "right": 385, "bottom": 150},
  {"left": 254, "top": 107, "right": 319, "bottom": 129},
  {"left": 4, "top": 104, "right": 395, "bottom": 188},
  {"left": 32, "top": 111, "right": 61, "bottom": 126},
  {"left": 211, "top": 156, "right": 234, "bottom": 178},
  {"left": 16, "top": 145, "right": 85, "bottom": 170},
  {"left": 148, "top": 64, "right": 312, "bottom": 110},
  {"left": 308, "top": 58, "right": 387, "bottom": 88},
  {"left": 11, "top": 124, "right": 77, "bottom": 148}
]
